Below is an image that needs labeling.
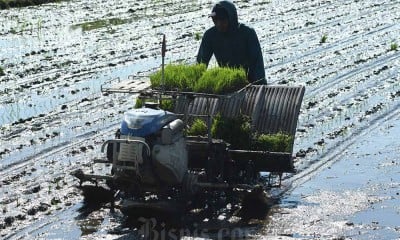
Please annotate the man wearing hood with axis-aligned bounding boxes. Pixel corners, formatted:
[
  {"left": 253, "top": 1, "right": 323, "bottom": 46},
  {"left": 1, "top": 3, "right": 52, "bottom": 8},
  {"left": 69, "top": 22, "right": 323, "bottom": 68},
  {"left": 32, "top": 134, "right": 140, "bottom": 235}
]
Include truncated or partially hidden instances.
[{"left": 197, "top": 1, "right": 266, "bottom": 84}]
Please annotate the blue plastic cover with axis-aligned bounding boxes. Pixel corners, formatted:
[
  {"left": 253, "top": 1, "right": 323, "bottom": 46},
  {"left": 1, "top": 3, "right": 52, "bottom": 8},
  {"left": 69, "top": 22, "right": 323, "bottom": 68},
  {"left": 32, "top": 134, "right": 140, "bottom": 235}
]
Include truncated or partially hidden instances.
[{"left": 120, "top": 108, "right": 175, "bottom": 137}]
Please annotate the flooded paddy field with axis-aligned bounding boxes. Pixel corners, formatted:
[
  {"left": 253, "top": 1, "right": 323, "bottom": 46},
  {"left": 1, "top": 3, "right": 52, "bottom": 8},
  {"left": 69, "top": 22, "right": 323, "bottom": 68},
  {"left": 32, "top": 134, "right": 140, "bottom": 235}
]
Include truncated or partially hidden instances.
[{"left": 0, "top": 0, "right": 399, "bottom": 239}]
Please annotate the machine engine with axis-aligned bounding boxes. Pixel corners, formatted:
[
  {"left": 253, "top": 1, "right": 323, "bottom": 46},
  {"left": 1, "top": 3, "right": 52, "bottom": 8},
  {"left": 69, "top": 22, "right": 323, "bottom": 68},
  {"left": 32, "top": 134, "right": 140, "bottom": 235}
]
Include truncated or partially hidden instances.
[{"left": 108, "top": 107, "right": 188, "bottom": 191}]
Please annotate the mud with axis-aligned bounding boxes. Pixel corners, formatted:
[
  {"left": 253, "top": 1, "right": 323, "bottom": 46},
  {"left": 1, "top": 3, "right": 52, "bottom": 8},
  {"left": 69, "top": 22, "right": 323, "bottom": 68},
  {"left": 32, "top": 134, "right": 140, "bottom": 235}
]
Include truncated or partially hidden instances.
[
  {"left": 263, "top": 112, "right": 400, "bottom": 239},
  {"left": 0, "top": 0, "right": 399, "bottom": 239}
]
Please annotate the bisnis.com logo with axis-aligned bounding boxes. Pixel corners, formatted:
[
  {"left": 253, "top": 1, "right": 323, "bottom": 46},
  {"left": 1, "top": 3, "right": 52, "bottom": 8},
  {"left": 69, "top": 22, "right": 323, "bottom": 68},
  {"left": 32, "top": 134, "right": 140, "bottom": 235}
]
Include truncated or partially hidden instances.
[{"left": 137, "top": 217, "right": 256, "bottom": 239}]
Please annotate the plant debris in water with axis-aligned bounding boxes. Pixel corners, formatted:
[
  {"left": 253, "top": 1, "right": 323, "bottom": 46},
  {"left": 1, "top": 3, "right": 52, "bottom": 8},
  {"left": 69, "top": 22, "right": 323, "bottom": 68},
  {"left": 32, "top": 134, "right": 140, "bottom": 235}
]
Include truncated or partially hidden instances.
[
  {"left": 390, "top": 42, "right": 398, "bottom": 51},
  {"left": 0, "top": 66, "right": 5, "bottom": 76},
  {"left": 71, "top": 18, "right": 130, "bottom": 32},
  {"left": 320, "top": 34, "right": 328, "bottom": 44}
]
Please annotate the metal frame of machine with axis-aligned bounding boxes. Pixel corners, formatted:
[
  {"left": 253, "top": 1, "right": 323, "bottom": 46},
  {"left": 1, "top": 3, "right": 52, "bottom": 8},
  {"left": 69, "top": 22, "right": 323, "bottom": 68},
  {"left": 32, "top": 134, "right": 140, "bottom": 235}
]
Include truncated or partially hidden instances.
[
  {"left": 73, "top": 35, "right": 305, "bottom": 217},
  {"left": 73, "top": 81, "right": 305, "bottom": 216}
]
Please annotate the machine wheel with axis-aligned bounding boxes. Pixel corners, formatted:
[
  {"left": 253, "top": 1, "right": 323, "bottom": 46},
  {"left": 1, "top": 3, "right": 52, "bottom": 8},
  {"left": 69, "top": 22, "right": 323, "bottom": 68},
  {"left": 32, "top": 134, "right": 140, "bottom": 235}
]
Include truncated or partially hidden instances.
[{"left": 238, "top": 186, "right": 271, "bottom": 221}]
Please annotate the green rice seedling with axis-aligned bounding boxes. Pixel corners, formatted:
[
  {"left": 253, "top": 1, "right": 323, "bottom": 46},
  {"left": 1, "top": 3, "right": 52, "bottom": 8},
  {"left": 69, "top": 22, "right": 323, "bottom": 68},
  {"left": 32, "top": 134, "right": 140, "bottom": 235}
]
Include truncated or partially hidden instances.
[
  {"left": 37, "top": 17, "right": 43, "bottom": 32},
  {"left": 150, "top": 63, "right": 206, "bottom": 91},
  {"left": 320, "top": 34, "right": 328, "bottom": 44},
  {"left": 192, "top": 72, "right": 215, "bottom": 93},
  {"left": 134, "top": 98, "right": 144, "bottom": 108},
  {"left": 55, "top": 180, "right": 61, "bottom": 190},
  {"left": 195, "top": 32, "right": 202, "bottom": 41},
  {"left": 211, "top": 114, "right": 252, "bottom": 149},
  {"left": 150, "top": 64, "right": 246, "bottom": 94},
  {"left": 134, "top": 98, "right": 174, "bottom": 111},
  {"left": 254, "top": 132, "right": 294, "bottom": 152},
  {"left": 214, "top": 67, "right": 247, "bottom": 94},
  {"left": 159, "top": 99, "right": 174, "bottom": 111},
  {"left": 390, "top": 42, "right": 398, "bottom": 51},
  {"left": 194, "top": 67, "right": 247, "bottom": 94},
  {"left": 134, "top": 98, "right": 158, "bottom": 109},
  {"left": 186, "top": 118, "right": 208, "bottom": 136},
  {"left": 51, "top": 197, "right": 61, "bottom": 205}
]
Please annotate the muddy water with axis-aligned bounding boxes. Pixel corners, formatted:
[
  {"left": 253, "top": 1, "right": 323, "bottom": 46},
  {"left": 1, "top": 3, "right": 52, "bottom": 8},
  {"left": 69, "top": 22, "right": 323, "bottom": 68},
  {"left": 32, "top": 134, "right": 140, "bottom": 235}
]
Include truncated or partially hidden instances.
[
  {"left": 1, "top": 0, "right": 400, "bottom": 239},
  {"left": 263, "top": 108, "right": 400, "bottom": 239}
]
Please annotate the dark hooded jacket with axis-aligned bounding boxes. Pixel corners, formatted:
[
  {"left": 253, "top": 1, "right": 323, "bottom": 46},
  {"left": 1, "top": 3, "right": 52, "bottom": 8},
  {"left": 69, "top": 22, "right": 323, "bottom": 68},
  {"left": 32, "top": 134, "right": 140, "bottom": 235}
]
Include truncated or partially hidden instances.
[{"left": 197, "top": 1, "right": 266, "bottom": 84}]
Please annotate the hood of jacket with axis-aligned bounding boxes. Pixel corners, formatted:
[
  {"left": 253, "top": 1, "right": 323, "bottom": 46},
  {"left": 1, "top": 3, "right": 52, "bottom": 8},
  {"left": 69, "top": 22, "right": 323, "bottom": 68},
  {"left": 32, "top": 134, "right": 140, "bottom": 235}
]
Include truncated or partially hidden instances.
[{"left": 212, "top": 1, "right": 239, "bottom": 32}]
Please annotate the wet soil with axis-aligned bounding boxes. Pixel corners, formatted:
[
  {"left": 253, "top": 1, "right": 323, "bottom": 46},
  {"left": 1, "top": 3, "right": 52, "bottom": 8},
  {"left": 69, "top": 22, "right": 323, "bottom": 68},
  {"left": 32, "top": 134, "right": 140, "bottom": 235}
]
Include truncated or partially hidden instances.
[
  {"left": 264, "top": 109, "right": 400, "bottom": 239},
  {"left": 0, "top": 0, "right": 399, "bottom": 239}
]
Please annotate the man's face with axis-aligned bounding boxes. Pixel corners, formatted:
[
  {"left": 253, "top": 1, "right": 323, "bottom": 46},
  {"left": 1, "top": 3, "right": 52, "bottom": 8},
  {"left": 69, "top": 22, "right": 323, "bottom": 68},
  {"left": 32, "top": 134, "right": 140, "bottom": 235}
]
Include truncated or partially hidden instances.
[{"left": 213, "top": 17, "right": 229, "bottom": 33}]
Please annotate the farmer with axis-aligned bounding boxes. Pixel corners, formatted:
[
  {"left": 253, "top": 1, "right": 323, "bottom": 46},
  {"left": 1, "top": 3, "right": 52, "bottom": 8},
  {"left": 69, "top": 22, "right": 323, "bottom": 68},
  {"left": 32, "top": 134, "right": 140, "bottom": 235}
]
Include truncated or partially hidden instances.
[{"left": 197, "top": 1, "right": 266, "bottom": 84}]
